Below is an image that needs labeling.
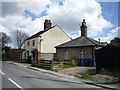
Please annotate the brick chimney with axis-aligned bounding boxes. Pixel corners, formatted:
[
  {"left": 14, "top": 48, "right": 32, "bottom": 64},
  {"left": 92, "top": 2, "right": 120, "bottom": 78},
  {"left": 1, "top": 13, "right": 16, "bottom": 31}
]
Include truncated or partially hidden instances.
[
  {"left": 80, "top": 19, "right": 87, "bottom": 37},
  {"left": 44, "top": 20, "right": 52, "bottom": 30}
]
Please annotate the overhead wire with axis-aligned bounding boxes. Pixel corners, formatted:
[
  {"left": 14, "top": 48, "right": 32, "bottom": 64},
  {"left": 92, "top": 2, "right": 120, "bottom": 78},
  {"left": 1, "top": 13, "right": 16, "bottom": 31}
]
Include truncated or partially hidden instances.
[
  {"left": 112, "top": 1, "right": 118, "bottom": 37},
  {"left": 56, "top": 2, "right": 79, "bottom": 25}
]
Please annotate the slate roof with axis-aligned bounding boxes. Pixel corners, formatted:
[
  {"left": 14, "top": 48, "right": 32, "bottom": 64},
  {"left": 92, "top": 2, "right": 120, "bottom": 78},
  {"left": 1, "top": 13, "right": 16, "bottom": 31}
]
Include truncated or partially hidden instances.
[
  {"left": 55, "top": 36, "right": 106, "bottom": 48},
  {"left": 26, "top": 26, "right": 56, "bottom": 40}
]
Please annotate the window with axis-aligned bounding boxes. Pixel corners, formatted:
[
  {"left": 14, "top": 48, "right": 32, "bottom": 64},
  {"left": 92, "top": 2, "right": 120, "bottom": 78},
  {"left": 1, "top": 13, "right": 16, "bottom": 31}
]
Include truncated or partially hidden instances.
[
  {"left": 64, "top": 50, "right": 69, "bottom": 60},
  {"left": 27, "top": 41, "right": 29, "bottom": 46},
  {"left": 80, "top": 50, "right": 85, "bottom": 59},
  {"left": 33, "top": 40, "right": 35, "bottom": 46}
]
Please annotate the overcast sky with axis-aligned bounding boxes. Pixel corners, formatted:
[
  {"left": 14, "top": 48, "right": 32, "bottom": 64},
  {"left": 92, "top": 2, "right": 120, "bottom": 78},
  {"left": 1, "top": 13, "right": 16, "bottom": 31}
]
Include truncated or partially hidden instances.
[{"left": 0, "top": 0, "right": 120, "bottom": 48}]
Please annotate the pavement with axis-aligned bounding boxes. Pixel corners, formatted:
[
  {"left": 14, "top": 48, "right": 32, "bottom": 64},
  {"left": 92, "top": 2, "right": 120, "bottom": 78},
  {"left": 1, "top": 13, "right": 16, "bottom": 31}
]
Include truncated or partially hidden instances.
[{"left": 10, "top": 61, "right": 120, "bottom": 90}]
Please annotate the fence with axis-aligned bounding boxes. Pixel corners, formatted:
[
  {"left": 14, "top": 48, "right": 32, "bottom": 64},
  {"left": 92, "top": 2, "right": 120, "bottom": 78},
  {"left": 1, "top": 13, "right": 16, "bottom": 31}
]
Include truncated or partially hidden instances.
[
  {"left": 32, "top": 60, "right": 53, "bottom": 70},
  {"left": 95, "top": 45, "right": 120, "bottom": 72}
]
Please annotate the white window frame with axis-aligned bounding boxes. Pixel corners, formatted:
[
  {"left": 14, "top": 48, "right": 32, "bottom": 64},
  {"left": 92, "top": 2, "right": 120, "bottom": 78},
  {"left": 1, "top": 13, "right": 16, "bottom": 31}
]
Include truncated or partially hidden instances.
[
  {"left": 64, "top": 50, "right": 69, "bottom": 60},
  {"left": 80, "top": 50, "right": 85, "bottom": 59},
  {"left": 33, "top": 40, "right": 35, "bottom": 46},
  {"left": 27, "top": 41, "right": 29, "bottom": 46}
]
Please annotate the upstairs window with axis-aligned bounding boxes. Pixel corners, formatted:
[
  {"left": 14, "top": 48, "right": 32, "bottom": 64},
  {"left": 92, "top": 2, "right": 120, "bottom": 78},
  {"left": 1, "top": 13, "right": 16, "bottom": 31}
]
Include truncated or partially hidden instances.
[
  {"left": 33, "top": 40, "right": 35, "bottom": 46},
  {"left": 27, "top": 41, "right": 29, "bottom": 46},
  {"left": 64, "top": 50, "right": 69, "bottom": 60}
]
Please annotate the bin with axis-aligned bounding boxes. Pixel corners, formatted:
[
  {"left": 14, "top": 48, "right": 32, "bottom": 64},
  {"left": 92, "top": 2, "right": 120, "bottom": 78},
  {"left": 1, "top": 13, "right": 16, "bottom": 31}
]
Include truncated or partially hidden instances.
[{"left": 80, "top": 58, "right": 85, "bottom": 66}]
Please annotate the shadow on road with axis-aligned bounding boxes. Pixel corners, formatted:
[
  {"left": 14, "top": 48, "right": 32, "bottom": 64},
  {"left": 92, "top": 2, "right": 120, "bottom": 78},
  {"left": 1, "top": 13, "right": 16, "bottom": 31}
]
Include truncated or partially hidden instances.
[{"left": 22, "top": 75, "right": 84, "bottom": 85}]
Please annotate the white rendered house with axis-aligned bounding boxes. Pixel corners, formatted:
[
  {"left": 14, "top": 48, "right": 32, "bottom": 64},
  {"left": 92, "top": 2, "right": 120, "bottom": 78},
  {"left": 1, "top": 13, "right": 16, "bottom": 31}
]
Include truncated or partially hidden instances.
[{"left": 22, "top": 20, "right": 71, "bottom": 61}]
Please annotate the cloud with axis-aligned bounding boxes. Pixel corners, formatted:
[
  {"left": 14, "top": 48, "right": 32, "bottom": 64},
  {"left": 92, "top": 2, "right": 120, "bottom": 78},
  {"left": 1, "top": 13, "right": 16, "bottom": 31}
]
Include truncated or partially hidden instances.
[
  {"left": 94, "top": 27, "right": 119, "bottom": 43},
  {"left": 2, "top": 2, "right": 23, "bottom": 17},
  {"left": 1, "top": 0, "right": 116, "bottom": 48},
  {"left": 2, "top": 0, "right": 52, "bottom": 17}
]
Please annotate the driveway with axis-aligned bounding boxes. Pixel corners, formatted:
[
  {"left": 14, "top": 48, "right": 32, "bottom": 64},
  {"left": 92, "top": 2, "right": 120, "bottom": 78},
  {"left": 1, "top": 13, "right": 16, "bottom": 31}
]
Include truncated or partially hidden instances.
[{"left": 58, "top": 67, "right": 96, "bottom": 75}]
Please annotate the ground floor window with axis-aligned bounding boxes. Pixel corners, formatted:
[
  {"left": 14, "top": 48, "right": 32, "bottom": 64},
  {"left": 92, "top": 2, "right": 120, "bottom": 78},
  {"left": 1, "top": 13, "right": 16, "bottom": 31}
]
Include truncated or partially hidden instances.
[
  {"left": 80, "top": 50, "right": 85, "bottom": 59},
  {"left": 64, "top": 50, "right": 69, "bottom": 60}
]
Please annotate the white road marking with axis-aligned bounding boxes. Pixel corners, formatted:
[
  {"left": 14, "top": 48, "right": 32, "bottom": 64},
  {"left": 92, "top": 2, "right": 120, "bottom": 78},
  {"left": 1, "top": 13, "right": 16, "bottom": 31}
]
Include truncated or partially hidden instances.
[
  {"left": 8, "top": 78, "right": 22, "bottom": 89},
  {"left": 0, "top": 71, "right": 5, "bottom": 75}
]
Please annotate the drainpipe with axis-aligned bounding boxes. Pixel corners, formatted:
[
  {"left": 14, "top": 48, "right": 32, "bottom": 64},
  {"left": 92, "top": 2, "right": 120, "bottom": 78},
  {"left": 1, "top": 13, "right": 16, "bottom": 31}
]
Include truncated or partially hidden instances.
[{"left": 38, "top": 36, "right": 43, "bottom": 60}]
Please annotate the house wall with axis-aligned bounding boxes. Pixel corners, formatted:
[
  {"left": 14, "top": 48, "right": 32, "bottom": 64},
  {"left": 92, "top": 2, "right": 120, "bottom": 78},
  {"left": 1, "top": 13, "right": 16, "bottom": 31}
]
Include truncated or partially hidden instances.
[
  {"left": 41, "top": 53, "right": 54, "bottom": 60},
  {"left": 56, "top": 46, "right": 95, "bottom": 64},
  {"left": 41, "top": 26, "right": 71, "bottom": 53},
  {"left": 25, "top": 37, "right": 39, "bottom": 52},
  {"left": 23, "top": 26, "right": 71, "bottom": 60}
]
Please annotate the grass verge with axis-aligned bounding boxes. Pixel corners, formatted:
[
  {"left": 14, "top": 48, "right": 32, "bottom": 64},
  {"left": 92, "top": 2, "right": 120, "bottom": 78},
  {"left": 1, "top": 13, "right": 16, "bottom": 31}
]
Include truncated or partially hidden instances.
[{"left": 74, "top": 74, "right": 93, "bottom": 79}]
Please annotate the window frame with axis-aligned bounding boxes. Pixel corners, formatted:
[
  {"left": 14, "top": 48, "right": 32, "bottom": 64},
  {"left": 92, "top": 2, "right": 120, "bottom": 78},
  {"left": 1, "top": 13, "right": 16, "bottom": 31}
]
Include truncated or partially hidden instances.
[
  {"left": 27, "top": 41, "right": 30, "bottom": 46},
  {"left": 64, "top": 50, "right": 69, "bottom": 60},
  {"left": 79, "top": 50, "right": 85, "bottom": 59},
  {"left": 32, "top": 40, "right": 35, "bottom": 46}
]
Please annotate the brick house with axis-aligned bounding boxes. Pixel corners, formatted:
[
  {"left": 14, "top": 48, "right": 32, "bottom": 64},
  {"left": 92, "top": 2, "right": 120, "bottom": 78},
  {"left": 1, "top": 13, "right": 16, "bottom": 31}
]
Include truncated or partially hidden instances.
[
  {"left": 9, "top": 49, "right": 25, "bottom": 61},
  {"left": 55, "top": 19, "right": 107, "bottom": 65}
]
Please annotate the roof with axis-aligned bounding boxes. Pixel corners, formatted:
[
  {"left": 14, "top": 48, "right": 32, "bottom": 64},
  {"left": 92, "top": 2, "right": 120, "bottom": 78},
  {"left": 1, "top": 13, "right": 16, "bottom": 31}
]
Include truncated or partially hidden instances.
[
  {"left": 55, "top": 36, "right": 106, "bottom": 48},
  {"left": 26, "top": 26, "right": 56, "bottom": 40}
]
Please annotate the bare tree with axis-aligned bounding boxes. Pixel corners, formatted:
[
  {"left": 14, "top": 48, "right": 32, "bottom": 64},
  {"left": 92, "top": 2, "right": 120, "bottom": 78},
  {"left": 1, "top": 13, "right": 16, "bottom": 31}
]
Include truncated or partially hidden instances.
[
  {"left": 15, "top": 29, "right": 29, "bottom": 49},
  {"left": 0, "top": 32, "right": 11, "bottom": 47}
]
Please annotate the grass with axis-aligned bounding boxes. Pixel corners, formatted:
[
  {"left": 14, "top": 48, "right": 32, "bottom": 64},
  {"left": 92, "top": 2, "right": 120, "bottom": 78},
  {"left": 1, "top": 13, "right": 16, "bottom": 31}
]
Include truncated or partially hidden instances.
[
  {"left": 62, "top": 64, "right": 76, "bottom": 69},
  {"left": 74, "top": 74, "right": 93, "bottom": 79},
  {"left": 50, "top": 69, "right": 58, "bottom": 72},
  {"left": 80, "top": 74, "right": 93, "bottom": 79}
]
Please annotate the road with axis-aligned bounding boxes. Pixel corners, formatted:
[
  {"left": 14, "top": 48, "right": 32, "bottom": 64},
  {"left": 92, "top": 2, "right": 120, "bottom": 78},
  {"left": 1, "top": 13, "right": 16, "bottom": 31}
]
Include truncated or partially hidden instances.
[{"left": 1, "top": 61, "right": 103, "bottom": 89}]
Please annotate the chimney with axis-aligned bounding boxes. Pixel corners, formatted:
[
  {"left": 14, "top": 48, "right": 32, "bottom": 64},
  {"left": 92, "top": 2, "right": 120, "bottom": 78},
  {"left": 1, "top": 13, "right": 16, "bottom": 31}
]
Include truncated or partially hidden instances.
[
  {"left": 44, "top": 20, "right": 52, "bottom": 30},
  {"left": 80, "top": 19, "right": 87, "bottom": 37}
]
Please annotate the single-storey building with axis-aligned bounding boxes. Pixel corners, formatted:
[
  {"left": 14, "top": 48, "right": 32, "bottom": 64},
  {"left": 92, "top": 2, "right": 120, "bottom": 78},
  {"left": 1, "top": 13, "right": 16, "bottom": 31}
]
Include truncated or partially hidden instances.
[{"left": 55, "top": 19, "right": 107, "bottom": 66}]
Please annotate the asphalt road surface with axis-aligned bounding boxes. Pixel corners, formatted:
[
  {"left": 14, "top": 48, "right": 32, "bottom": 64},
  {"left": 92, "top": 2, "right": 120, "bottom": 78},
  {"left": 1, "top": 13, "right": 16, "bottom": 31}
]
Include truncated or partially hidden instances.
[{"left": 1, "top": 61, "right": 103, "bottom": 89}]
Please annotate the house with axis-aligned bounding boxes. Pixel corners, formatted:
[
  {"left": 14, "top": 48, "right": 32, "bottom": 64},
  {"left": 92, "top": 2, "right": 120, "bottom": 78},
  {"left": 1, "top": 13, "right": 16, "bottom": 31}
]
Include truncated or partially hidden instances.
[
  {"left": 55, "top": 19, "right": 106, "bottom": 66},
  {"left": 96, "top": 44, "right": 120, "bottom": 72},
  {"left": 21, "top": 20, "right": 71, "bottom": 62}
]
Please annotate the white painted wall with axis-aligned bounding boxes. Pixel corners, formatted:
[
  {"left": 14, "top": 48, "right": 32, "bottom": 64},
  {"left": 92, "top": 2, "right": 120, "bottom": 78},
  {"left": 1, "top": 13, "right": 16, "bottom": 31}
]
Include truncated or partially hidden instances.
[
  {"left": 25, "top": 37, "right": 39, "bottom": 52},
  {"left": 41, "top": 53, "right": 54, "bottom": 60},
  {"left": 41, "top": 26, "right": 71, "bottom": 53},
  {"left": 23, "top": 25, "right": 71, "bottom": 60}
]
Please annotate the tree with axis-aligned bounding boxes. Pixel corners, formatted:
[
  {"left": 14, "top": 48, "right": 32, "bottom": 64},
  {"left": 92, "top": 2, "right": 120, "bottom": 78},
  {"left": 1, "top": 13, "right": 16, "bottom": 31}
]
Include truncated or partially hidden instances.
[
  {"left": 0, "top": 32, "right": 11, "bottom": 47},
  {"left": 110, "top": 37, "right": 120, "bottom": 48},
  {"left": 15, "top": 29, "right": 29, "bottom": 49}
]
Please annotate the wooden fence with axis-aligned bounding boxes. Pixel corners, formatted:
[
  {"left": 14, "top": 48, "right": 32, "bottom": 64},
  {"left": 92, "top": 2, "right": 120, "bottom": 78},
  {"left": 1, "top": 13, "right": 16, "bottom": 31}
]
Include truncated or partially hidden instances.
[
  {"left": 95, "top": 45, "right": 120, "bottom": 73},
  {"left": 32, "top": 60, "right": 53, "bottom": 69}
]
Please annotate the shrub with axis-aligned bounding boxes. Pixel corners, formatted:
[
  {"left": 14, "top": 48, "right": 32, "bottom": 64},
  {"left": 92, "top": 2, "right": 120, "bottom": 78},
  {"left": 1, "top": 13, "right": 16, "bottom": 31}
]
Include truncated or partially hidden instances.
[{"left": 71, "top": 59, "right": 76, "bottom": 66}]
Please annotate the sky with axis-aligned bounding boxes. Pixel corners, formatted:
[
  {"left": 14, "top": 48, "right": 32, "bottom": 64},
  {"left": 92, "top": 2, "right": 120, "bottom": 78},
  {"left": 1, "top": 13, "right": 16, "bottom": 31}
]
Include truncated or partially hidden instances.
[{"left": 0, "top": 0, "right": 120, "bottom": 48}]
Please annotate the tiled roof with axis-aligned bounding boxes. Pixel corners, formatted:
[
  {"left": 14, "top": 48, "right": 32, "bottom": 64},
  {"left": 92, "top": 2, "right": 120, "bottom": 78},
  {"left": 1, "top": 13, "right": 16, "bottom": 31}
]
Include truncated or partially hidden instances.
[
  {"left": 25, "top": 26, "right": 56, "bottom": 40},
  {"left": 55, "top": 36, "right": 106, "bottom": 48}
]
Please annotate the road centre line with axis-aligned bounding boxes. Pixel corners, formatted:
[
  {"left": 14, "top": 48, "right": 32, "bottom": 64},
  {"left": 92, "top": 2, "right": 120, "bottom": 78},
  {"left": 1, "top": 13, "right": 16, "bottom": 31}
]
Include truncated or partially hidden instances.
[
  {"left": 0, "top": 70, "right": 5, "bottom": 75},
  {"left": 8, "top": 78, "right": 23, "bottom": 89}
]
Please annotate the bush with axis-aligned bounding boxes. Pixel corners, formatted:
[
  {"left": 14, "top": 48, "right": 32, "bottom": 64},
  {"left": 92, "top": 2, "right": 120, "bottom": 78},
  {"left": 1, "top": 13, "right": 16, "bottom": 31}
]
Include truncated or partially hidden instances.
[{"left": 71, "top": 59, "right": 76, "bottom": 66}]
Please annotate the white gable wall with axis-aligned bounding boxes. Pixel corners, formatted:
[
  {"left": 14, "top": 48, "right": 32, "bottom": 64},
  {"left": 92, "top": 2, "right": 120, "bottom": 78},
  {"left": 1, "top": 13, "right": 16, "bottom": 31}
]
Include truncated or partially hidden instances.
[
  {"left": 41, "top": 26, "right": 71, "bottom": 53},
  {"left": 23, "top": 26, "right": 71, "bottom": 60}
]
